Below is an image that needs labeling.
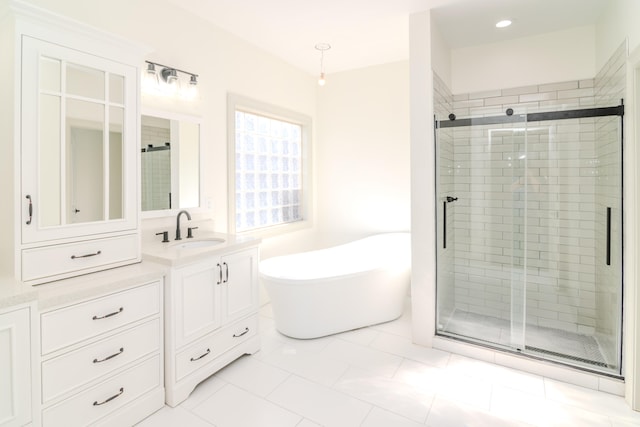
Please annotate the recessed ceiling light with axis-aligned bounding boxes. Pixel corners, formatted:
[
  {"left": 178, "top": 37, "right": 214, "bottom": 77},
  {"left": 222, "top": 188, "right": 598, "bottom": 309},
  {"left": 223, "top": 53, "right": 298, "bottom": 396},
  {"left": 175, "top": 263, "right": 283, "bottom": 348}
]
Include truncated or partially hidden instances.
[{"left": 496, "top": 19, "right": 512, "bottom": 28}]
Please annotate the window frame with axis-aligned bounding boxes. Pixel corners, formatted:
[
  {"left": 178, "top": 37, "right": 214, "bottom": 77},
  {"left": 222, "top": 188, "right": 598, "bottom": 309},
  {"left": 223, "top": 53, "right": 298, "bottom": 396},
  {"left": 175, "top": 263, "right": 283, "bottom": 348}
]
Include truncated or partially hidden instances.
[{"left": 227, "top": 93, "right": 313, "bottom": 236}]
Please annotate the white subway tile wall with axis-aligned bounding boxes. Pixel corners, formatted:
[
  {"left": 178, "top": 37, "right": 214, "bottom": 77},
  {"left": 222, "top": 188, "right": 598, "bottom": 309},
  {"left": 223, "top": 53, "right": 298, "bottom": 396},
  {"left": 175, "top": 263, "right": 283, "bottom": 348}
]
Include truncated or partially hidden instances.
[
  {"left": 141, "top": 125, "right": 171, "bottom": 211},
  {"left": 434, "top": 42, "right": 625, "bottom": 369}
]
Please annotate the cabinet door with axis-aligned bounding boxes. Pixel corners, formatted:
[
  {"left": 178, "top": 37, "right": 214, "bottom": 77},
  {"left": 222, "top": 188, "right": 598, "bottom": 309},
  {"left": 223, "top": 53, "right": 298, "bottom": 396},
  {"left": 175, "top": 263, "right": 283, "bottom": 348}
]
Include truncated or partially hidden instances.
[
  {"left": 0, "top": 308, "right": 31, "bottom": 427},
  {"left": 174, "top": 257, "right": 222, "bottom": 347},
  {"left": 221, "top": 248, "right": 259, "bottom": 323},
  {"left": 21, "top": 36, "right": 138, "bottom": 244}
]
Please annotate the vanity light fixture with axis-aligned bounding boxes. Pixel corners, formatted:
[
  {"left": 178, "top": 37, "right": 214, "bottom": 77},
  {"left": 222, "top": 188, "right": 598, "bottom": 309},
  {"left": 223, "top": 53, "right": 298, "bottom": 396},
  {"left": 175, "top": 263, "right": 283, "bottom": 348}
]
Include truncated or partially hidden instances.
[
  {"left": 315, "top": 43, "right": 331, "bottom": 86},
  {"left": 496, "top": 19, "right": 512, "bottom": 28},
  {"left": 143, "top": 60, "right": 199, "bottom": 99}
]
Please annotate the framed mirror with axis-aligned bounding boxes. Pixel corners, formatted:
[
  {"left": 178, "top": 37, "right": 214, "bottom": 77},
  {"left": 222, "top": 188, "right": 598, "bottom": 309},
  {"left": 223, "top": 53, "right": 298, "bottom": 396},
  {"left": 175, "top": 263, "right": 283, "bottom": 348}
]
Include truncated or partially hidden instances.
[{"left": 141, "top": 109, "right": 202, "bottom": 217}]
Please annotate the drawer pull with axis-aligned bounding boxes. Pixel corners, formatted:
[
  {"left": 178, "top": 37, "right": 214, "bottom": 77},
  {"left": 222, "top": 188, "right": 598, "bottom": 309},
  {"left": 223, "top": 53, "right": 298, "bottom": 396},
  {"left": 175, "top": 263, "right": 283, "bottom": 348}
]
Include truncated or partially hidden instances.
[
  {"left": 93, "top": 347, "right": 124, "bottom": 364},
  {"left": 233, "top": 327, "right": 249, "bottom": 338},
  {"left": 92, "top": 387, "right": 124, "bottom": 406},
  {"left": 71, "top": 250, "right": 102, "bottom": 259},
  {"left": 190, "top": 348, "right": 211, "bottom": 362},
  {"left": 92, "top": 307, "right": 124, "bottom": 320}
]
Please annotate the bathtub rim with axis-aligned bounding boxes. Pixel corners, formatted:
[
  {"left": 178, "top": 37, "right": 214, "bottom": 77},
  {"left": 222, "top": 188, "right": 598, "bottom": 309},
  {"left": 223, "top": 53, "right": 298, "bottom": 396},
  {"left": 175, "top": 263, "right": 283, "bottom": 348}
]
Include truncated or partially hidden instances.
[{"left": 259, "top": 232, "right": 411, "bottom": 283}]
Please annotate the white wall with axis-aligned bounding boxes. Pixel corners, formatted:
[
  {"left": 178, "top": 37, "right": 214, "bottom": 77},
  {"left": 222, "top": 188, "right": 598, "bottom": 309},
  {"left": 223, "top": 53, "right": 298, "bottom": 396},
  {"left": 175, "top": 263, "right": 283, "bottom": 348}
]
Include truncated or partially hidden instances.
[
  {"left": 315, "top": 61, "right": 411, "bottom": 247},
  {"left": 409, "top": 11, "right": 437, "bottom": 346},
  {"left": 430, "top": 14, "right": 451, "bottom": 91},
  {"left": 451, "top": 26, "right": 596, "bottom": 94},
  {"left": 596, "top": 0, "right": 640, "bottom": 68}
]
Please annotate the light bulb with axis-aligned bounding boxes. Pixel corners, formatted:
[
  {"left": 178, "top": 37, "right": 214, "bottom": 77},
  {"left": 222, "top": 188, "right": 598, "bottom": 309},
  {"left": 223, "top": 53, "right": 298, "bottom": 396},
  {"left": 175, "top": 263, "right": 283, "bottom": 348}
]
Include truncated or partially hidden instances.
[{"left": 318, "top": 72, "right": 326, "bottom": 86}]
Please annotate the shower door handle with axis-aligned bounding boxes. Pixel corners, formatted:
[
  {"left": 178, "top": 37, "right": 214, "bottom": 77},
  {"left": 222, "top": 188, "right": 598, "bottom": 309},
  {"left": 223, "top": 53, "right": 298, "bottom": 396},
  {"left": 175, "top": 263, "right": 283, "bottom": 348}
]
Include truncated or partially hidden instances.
[
  {"left": 442, "top": 196, "right": 458, "bottom": 249},
  {"left": 606, "top": 207, "right": 611, "bottom": 266},
  {"left": 443, "top": 201, "right": 447, "bottom": 249}
]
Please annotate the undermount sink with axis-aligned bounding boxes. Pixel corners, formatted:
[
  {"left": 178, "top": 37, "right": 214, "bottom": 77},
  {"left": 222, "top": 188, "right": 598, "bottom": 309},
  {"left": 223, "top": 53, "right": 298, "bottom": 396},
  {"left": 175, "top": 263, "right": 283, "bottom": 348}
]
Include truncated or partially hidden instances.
[{"left": 172, "top": 238, "right": 225, "bottom": 249}]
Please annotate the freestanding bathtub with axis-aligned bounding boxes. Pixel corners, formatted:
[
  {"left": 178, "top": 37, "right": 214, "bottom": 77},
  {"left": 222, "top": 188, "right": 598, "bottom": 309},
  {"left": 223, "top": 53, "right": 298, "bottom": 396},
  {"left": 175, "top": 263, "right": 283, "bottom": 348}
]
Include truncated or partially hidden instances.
[{"left": 260, "top": 232, "right": 411, "bottom": 339}]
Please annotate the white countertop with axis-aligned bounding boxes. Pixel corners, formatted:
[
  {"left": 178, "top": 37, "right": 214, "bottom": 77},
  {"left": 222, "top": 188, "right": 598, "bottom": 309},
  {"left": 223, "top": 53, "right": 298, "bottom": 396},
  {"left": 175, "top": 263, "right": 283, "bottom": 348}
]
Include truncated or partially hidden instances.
[
  {"left": 0, "top": 262, "right": 166, "bottom": 311},
  {"left": 0, "top": 276, "right": 38, "bottom": 310},
  {"left": 141, "top": 231, "right": 261, "bottom": 266},
  {"left": 35, "top": 262, "right": 166, "bottom": 311}
]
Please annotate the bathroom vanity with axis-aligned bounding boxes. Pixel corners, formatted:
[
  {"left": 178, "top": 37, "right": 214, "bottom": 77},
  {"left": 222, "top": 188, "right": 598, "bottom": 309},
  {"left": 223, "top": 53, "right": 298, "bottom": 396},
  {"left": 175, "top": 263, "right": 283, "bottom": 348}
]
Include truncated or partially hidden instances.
[
  {"left": 0, "top": 2, "right": 261, "bottom": 424},
  {"left": 143, "top": 233, "right": 261, "bottom": 407}
]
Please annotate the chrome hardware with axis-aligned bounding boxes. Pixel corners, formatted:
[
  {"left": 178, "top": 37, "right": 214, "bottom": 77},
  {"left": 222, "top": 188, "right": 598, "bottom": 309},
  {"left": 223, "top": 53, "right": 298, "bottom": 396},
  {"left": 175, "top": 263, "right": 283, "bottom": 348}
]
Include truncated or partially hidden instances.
[
  {"left": 93, "top": 387, "right": 124, "bottom": 406},
  {"left": 92, "top": 307, "right": 124, "bottom": 320},
  {"left": 223, "top": 262, "right": 229, "bottom": 283},
  {"left": 71, "top": 250, "right": 102, "bottom": 259},
  {"left": 233, "top": 327, "right": 249, "bottom": 338},
  {"left": 26, "top": 195, "right": 33, "bottom": 225},
  {"left": 217, "top": 263, "right": 222, "bottom": 285},
  {"left": 93, "top": 347, "right": 124, "bottom": 363},
  {"left": 190, "top": 348, "right": 211, "bottom": 362}
]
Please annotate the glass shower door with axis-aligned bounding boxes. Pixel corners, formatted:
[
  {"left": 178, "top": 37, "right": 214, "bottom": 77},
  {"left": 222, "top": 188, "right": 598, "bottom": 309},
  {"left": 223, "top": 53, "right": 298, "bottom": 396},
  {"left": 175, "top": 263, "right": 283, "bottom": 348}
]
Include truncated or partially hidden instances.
[
  {"left": 520, "top": 115, "right": 623, "bottom": 373},
  {"left": 435, "top": 106, "right": 623, "bottom": 376},
  {"left": 436, "top": 115, "right": 528, "bottom": 352}
]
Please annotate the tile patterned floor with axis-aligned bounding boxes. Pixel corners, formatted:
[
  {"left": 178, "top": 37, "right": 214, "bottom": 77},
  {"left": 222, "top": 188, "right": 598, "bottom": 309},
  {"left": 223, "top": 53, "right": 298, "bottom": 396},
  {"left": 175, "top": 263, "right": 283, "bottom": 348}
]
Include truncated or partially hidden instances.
[{"left": 136, "top": 301, "right": 640, "bottom": 427}]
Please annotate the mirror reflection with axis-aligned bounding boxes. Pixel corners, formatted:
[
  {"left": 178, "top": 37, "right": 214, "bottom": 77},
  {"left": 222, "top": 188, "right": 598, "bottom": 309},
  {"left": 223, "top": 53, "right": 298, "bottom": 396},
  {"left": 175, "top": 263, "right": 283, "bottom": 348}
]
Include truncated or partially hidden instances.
[
  {"left": 37, "top": 55, "right": 125, "bottom": 227},
  {"left": 141, "top": 114, "right": 200, "bottom": 213}
]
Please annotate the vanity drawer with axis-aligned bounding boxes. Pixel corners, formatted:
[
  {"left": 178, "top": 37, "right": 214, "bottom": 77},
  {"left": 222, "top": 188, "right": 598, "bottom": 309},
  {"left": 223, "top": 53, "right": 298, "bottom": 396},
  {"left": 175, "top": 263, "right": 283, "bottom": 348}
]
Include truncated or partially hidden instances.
[
  {"left": 22, "top": 234, "right": 139, "bottom": 282},
  {"left": 175, "top": 314, "right": 258, "bottom": 381},
  {"left": 42, "top": 355, "right": 161, "bottom": 427},
  {"left": 41, "top": 281, "right": 160, "bottom": 355},
  {"left": 42, "top": 318, "right": 160, "bottom": 403}
]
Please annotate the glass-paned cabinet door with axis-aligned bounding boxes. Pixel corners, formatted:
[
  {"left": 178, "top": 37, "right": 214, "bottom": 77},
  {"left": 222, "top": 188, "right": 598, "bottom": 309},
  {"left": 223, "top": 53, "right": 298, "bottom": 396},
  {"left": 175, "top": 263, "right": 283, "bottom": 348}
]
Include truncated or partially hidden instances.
[{"left": 21, "top": 36, "right": 138, "bottom": 244}]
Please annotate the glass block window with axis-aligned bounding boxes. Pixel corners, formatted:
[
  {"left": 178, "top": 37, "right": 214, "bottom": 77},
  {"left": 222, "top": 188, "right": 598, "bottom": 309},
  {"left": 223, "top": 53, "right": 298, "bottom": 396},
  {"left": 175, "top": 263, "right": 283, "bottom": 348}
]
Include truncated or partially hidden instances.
[{"left": 234, "top": 110, "right": 304, "bottom": 232}]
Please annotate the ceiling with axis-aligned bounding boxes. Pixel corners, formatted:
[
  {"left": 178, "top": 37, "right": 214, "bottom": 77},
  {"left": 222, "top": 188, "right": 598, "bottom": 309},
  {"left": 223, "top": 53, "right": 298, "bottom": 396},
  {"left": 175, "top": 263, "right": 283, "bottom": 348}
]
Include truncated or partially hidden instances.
[{"left": 166, "top": 0, "right": 611, "bottom": 75}]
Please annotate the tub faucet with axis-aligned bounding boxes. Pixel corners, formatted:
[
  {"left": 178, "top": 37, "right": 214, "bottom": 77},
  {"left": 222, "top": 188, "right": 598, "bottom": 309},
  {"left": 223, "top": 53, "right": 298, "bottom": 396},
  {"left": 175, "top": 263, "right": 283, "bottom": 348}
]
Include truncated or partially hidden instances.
[{"left": 175, "top": 210, "right": 192, "bottom": 240}]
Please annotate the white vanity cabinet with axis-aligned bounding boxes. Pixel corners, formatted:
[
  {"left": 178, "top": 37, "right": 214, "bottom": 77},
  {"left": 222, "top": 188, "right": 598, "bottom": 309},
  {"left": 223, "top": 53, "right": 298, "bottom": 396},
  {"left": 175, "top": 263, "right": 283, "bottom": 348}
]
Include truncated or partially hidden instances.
[
  {"left": 164, "top": 245, "right": 260, "bottom": 406},
  {"left": 0, "top": 304, "right": 35, "bottom": 427},
  {"left": 0, "top": 1, "right": 144, "bottom": 285},
  {"left": 39, "top": 280, "right": 164, "bottom": 427}
]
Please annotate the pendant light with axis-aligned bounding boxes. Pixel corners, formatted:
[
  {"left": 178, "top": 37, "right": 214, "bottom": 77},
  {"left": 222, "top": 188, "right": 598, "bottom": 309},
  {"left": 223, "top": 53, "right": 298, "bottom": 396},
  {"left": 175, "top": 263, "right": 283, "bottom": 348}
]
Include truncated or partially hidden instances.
[{"left": 315, "top": 43, "right": 331, "bottom": 86}]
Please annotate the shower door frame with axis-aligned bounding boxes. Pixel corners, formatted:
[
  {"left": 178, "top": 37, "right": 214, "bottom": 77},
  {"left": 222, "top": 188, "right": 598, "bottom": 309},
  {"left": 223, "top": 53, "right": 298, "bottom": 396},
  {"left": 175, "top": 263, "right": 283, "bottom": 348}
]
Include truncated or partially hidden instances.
[{"left": 434, "top": 102, "right": 625, "bottom": 376}]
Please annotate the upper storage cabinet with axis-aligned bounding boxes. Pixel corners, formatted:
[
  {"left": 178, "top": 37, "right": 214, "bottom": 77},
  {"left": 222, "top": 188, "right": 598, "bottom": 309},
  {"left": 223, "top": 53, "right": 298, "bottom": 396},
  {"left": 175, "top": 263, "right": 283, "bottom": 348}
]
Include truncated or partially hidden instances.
[
  {"left": 21, "top": 36, "right": 138, "bottom": 243},
  {"left": 0, "top": 1, "right": 148, "bottom": 284}
]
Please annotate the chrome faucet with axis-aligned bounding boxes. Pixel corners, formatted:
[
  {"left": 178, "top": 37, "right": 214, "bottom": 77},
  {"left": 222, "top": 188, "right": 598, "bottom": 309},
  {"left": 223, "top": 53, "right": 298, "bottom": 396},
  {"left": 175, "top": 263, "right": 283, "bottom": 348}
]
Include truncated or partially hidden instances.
[{"left": 175, "top": 210, "right": 192, "bottom": 240}]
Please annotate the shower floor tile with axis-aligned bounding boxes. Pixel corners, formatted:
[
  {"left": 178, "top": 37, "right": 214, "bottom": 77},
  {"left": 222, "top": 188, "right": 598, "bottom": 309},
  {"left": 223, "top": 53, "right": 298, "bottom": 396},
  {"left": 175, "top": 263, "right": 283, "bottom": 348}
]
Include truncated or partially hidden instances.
[{"left": 442, "top": 309, "right": 610, "bottom": 370}]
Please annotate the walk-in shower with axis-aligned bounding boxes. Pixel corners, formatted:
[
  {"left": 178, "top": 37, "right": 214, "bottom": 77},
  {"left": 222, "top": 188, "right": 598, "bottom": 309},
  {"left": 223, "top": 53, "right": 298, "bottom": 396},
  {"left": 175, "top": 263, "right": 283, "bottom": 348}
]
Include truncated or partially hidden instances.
[{"left": 435, "top": 100, "right": 624, "bottom": 376}]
